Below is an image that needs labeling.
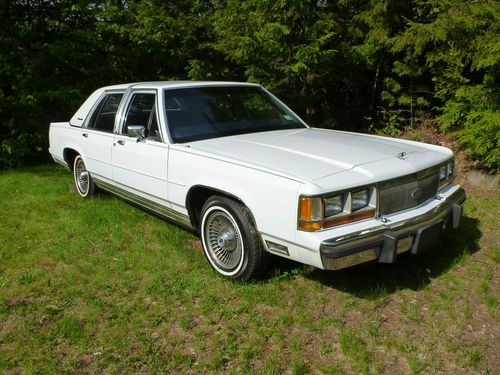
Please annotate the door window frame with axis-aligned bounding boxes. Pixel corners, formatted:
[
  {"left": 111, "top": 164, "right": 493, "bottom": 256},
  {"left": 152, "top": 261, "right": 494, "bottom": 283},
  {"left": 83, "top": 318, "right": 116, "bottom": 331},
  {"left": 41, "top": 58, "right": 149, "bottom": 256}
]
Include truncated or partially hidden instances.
[
  {"left": 83, "top": 90, "right": 125, "bottom": 133},
  {"left": 116, "top": 89, "right": 164, "bottom": 143}
]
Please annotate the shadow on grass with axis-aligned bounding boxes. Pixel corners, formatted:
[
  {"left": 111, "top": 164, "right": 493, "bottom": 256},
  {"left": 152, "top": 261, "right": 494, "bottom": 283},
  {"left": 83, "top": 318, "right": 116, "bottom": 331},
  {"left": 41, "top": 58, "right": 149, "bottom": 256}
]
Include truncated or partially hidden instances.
[{"left": 268, "top": 216, "right": 482, "bottom": 299}]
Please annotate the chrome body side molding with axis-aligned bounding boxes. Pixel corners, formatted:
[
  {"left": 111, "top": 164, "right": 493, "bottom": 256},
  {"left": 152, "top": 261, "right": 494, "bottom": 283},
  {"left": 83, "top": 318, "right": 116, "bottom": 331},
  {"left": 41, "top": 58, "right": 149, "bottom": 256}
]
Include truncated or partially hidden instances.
[
  {"left": 93, "top": 177, "right": 193, "bottom": 230},
  {"left": 51, "top": 154, "right": 70, "bottom": 170}
]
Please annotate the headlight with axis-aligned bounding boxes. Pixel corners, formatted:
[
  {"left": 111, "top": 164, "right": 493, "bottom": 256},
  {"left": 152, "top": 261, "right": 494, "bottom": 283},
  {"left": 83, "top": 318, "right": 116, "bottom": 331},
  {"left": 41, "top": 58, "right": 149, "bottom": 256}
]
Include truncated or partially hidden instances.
[
  {"left": 298, "top": 187, "right": 376, "bottom": 231},
  {"left": 351, "top": 189, "right": 369, "bottom": 211},
  {"left": 324, "top": 194, "right": 344, "bottom": 217},
  {"left": 439, "top": 165, "right": 447, "bottom": 180},
  {"left": 447, "top": 160, "right": 455, "bottom": 177},
  {"left": 439, "top": 159, "right": 456, "bottom": 189}
]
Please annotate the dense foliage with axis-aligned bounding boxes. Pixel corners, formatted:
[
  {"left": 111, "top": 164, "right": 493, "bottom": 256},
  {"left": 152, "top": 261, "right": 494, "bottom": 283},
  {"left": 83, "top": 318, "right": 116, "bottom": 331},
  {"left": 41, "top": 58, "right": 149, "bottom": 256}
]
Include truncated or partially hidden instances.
[{"left": 1, "top": 0, "right": 498, "bottom": 169}]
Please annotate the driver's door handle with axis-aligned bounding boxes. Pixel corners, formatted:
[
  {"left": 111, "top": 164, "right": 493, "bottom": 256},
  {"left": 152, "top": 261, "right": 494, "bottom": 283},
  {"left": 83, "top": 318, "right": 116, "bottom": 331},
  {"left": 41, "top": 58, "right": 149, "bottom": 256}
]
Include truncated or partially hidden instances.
[
  {"left": 82, "top": 133, "right": 88, "bottom": 138},
  {"left": 117, "top": 140, "right": 125, "bottom": 145}
]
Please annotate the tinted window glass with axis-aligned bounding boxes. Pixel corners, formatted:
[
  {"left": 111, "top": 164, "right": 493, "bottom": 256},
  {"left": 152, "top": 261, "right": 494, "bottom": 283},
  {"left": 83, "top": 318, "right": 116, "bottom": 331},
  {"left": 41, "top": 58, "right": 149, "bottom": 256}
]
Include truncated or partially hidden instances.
[
  {"left": 165, "top": 86, "right": 305, "bottom": 143},
  {"left": 123, "top": 93, "right": 160, "bottom": 141},
  {"left": 88, "top": 93, "right": 123, "bottom": 132}
]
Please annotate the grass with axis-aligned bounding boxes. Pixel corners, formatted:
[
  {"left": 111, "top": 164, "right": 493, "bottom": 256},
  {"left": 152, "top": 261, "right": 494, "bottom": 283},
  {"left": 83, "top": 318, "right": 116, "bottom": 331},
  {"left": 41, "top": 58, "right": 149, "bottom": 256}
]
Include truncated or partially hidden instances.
[{"left": 0, "top": 165, "right": 498, "bottom": 374}]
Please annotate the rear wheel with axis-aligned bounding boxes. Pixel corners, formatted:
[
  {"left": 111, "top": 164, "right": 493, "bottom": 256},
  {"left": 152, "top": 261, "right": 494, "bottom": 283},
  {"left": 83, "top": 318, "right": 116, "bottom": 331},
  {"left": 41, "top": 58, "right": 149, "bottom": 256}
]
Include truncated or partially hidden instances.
[
  {"left": 200, "top": 196, "right": 269, "bottom": 280},
  {"left": 73, "top": 155, "right": 95, "bottom": 197}
]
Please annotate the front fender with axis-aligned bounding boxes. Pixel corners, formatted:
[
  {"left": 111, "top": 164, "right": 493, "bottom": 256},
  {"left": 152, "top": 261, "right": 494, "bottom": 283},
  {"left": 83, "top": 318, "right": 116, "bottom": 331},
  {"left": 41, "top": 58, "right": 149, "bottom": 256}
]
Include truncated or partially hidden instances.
[{"left": 169, "top": 148, "right": 302, "bottom": 243}]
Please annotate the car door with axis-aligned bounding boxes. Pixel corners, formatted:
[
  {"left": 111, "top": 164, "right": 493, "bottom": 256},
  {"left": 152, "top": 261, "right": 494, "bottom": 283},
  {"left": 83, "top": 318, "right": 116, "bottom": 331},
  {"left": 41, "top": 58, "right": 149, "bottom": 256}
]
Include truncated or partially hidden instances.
[
  {"left": 80, "top": 91, "right": 124, "bottom": 181},
  {"left": 111, "top": 90, "right": 169, "bottom": 203}
]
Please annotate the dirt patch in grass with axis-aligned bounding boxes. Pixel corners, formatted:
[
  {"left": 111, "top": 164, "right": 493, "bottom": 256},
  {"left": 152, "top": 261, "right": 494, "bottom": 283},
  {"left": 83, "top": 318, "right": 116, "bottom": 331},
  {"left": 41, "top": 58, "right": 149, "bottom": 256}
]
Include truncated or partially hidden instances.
[
  {"left": 3, "top": 295, "right": 34, "bottom": 307},
  {"left": 402, "top": 123, "right": 498, "bottom": 197},
  {"left": 188, "top": 239, "right": 203, "bottom": 252}
]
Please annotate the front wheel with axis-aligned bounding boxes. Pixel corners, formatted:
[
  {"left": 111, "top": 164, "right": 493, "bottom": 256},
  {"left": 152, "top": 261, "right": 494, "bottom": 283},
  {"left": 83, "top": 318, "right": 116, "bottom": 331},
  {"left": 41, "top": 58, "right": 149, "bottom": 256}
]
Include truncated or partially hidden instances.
[
  {"left": 200, "top": 196, "right": 269, "bottom": 281},
  {"left": 73, "top": 155, "right": 95, "bottom": 197}
]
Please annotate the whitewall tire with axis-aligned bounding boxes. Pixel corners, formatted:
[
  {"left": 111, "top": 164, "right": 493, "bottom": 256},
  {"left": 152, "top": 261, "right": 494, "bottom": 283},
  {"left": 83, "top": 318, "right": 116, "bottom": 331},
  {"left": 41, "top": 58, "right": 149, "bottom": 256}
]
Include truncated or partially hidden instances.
[
  {"left": 73, "top": 155, "right": 95, "bottom": 198},
  {"left": 200, "top": 196, "right": 269, "bottom": 280}
]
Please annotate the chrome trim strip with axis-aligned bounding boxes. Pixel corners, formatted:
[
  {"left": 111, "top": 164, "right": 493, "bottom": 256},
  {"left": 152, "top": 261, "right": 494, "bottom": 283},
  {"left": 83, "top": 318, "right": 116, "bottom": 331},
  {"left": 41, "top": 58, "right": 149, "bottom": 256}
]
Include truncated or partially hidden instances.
[
  {"left": 376, "top": 158, "right": 453, "bottom": 188},
  {"left": 322, "top": 248, "right": 379, "bottom": 270},
  {"left": 52, "top": 155, "right": 69, "bottom": 170},
  {"left": 93, "top": 177, "right": 193, "bottom": 229},
  {"left": 320, "top": 187, "right": 466, "bottom": 270}
]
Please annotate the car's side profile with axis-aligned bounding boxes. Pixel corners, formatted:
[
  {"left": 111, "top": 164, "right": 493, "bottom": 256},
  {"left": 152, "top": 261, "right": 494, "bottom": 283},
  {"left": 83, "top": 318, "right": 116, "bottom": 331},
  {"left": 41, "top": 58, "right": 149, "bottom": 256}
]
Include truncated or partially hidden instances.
[{"left": 49, "top": 81, "right": 466, "bottom": 280}]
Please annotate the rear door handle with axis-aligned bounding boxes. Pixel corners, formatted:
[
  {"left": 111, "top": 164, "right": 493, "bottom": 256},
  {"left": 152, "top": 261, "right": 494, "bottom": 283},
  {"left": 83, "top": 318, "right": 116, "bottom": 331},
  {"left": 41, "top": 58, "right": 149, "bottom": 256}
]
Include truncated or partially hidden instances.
[
  {"left": 117, "top": 140, "right": 125, "bottom": 145},
  {"left": 82, "top": 133, "right": 88, "bottom": 138}
]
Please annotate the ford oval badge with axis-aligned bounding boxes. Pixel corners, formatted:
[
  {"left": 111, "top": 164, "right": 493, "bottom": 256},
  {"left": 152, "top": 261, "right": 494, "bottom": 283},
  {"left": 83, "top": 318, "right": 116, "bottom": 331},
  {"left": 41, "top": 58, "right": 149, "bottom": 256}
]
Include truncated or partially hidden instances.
[
  {"left": 397, "top": 152, "right": 407, "bottom": 160},
  {"left": 411, "top": 188, "right": 423, "bottom": 200}
]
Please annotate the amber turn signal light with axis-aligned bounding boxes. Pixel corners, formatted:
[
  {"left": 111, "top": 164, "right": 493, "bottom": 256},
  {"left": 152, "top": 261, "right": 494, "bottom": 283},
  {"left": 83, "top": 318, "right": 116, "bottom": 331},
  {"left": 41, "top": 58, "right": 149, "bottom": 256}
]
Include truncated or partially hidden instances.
[{"left": 298, "top": 196, "right": 322, "bottom": 230}]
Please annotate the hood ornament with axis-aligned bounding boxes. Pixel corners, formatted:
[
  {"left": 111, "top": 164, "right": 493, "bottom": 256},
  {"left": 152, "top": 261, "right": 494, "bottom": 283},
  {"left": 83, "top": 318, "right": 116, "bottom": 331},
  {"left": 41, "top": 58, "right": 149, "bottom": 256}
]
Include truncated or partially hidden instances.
[{"left": 397, "top": 152, "right": 407, "bottom": 160}]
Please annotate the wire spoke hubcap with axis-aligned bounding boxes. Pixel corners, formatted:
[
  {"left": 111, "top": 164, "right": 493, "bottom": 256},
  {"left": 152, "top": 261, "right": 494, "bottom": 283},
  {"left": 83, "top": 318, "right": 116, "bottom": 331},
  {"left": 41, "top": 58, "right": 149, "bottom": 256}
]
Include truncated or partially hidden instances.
[
  {"left": 204, "top": 210, "right": 242, "bottom": 271},
  {"left": 75, "top": 159, "right": 89, "bottom": 194}
]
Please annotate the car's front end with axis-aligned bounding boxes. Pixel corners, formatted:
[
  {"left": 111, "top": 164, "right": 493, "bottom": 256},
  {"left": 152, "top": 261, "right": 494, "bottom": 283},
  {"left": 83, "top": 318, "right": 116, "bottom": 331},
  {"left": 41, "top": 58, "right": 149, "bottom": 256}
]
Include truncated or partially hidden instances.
[
  {"left": 295, "top": 157, "right": 465, "bottom": 270},
  {"left": 161, "top": 82, "right": 466, "bottom": 274}
]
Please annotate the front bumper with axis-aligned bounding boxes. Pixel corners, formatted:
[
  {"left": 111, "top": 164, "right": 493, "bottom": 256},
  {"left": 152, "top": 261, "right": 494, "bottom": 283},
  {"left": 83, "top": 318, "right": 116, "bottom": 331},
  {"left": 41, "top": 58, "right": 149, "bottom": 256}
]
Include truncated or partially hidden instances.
[{"left": 320, "top": 187, "right": 466, "bottom": 270}]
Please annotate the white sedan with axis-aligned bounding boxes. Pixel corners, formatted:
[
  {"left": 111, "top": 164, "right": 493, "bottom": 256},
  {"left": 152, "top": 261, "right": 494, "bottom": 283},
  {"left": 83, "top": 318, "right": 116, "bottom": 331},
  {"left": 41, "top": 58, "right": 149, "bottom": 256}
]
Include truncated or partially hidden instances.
[{"left": 49, "top": 81, "right": 466, "bottom": 280}]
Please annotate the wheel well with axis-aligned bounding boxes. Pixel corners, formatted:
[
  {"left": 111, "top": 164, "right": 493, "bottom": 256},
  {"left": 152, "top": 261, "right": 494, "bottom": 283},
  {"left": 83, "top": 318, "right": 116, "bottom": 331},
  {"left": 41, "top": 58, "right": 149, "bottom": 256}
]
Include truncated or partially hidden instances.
[
  {"left": 63, "top": 148, "right": 79, "bottom": 171},
  {"left": 186, "top": 186, "right": 246, "bottom": 231}
]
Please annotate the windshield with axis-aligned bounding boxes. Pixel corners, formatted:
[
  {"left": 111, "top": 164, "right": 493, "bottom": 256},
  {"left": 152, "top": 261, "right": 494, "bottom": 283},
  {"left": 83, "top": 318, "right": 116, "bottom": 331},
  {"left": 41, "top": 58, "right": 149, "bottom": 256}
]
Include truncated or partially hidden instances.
[{"left": 164, "top": 86, "right": 306, "bottom": 143}]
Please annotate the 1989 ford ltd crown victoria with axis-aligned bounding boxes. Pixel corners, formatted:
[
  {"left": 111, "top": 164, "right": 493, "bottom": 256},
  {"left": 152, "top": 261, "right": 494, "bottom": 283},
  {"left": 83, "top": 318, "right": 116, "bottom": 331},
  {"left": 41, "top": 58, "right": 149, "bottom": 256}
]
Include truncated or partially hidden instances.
[{"left": 49, "top": 81, "right": 466, "bottom": 280}]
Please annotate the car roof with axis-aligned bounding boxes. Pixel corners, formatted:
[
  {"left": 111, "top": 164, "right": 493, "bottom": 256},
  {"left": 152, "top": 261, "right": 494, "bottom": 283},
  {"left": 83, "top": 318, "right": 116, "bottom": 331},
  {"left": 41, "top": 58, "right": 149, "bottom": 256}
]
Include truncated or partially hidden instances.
[
  {"left": 70, "top": 81, "right": 263, "bottom": 127},
  {"left": 100, "top": 81, "right": 261, "bottom": 91}
]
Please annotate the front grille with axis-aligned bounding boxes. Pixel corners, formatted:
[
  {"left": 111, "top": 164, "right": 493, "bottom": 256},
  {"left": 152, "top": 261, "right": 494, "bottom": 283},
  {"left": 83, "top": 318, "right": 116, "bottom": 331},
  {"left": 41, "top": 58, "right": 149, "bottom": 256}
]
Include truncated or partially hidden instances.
[{"left": 378, "top": 170, "right": 439, "bottom": 216}]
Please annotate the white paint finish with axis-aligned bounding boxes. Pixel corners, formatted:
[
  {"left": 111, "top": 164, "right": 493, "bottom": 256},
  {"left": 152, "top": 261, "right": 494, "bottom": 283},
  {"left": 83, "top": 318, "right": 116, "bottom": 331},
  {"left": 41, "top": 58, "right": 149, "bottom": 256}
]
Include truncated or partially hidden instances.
[
  {"left": 308, "top": 151, "right": 451, "bottom": 194},
  {"left": 48, "top": 122, "right": 113, "bottom": 179},
  {"left": 167, "top": 145, "right": 302, "bottom": 243},
  {"left": 188, "top": 128, "right": 449, "bottom": 184},
  {"left": 49, "top": 81, "right": 463, "bottom": 272},
  {"left": 260, "top": 233, "right": 324, "bottom": 268},
  {"left": 78, "top": 129, "right": 115, "bottom": 180},
  {"left": 48, "top": 122, "right": 73, "bottom": 165},
  {"left": 70, "top": 84, "right": 129, "bottom": 127},
  {"left": 70, "top": 88, "right": 104, "bottom": 127},
  {"left": 111, "top": 135, "right": 169, "bottom": 201}
]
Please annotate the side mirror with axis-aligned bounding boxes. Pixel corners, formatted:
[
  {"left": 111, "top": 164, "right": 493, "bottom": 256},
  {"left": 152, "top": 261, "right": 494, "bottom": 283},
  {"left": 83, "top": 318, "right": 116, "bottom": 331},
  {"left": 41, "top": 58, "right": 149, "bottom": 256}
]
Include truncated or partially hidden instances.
[{"left": 127, "top": 125, "right": 146, "bottom": 142}]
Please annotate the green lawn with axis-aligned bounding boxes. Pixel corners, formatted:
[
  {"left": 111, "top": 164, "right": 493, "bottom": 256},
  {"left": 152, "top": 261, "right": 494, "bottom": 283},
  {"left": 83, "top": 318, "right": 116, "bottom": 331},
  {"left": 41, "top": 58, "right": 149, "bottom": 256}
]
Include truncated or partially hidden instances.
[{"left": 0, "top": 165, "right": 498, "bottom": 374}]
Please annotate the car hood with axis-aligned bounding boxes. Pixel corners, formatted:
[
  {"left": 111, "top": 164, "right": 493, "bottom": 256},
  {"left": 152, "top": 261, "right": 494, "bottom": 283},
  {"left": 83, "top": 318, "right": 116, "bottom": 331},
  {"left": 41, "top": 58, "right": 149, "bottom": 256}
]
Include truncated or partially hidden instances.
[{"left": 188, "top": 128, "right": 451, "bottom": 183}]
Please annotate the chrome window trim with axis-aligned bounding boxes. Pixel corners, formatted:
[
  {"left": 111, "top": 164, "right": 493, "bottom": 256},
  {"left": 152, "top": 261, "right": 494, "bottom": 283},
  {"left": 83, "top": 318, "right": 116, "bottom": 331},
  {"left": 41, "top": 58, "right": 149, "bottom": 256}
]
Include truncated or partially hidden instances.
[{"left": 115, "top": 89, "right": 165, "bottom": 143}]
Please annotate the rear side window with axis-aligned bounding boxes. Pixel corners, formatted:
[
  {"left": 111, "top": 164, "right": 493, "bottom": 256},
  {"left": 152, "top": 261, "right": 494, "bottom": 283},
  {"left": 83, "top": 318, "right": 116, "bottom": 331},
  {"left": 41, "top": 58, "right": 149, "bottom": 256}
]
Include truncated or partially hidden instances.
[{"left": 87, "top": 93, "right": 124, "bottom": 132}]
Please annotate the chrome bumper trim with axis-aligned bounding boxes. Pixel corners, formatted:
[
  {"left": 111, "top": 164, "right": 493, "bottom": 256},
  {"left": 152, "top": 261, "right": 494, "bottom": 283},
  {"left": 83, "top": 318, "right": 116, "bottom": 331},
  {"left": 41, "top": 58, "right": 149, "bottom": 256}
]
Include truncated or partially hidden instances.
[{"left": 320, "top": 187, "right": 466, "bottom": 270}]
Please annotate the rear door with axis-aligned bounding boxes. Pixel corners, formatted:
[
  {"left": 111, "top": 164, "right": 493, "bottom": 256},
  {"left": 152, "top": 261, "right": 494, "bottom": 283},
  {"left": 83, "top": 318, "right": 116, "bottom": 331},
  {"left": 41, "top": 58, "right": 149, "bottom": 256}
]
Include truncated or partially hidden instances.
[
  {"left": 111, "top": 90, "right": 169, "bottom": 202},
  {"left": 81, "top": 91, "right": 124, "bottom": 180}
]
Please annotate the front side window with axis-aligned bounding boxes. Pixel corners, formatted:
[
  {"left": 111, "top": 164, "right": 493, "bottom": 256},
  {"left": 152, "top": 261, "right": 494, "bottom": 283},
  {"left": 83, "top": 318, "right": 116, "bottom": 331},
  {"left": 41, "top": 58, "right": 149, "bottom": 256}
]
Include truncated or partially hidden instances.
[
  {"left": 123, "top": 93, "right": 161, "bottom": 141},
  {"left": 87, "top": 93, "right": 123, "bottom": 132},
  {"left": 165, "top": 86, "right": 305, "bottom": 143}
]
